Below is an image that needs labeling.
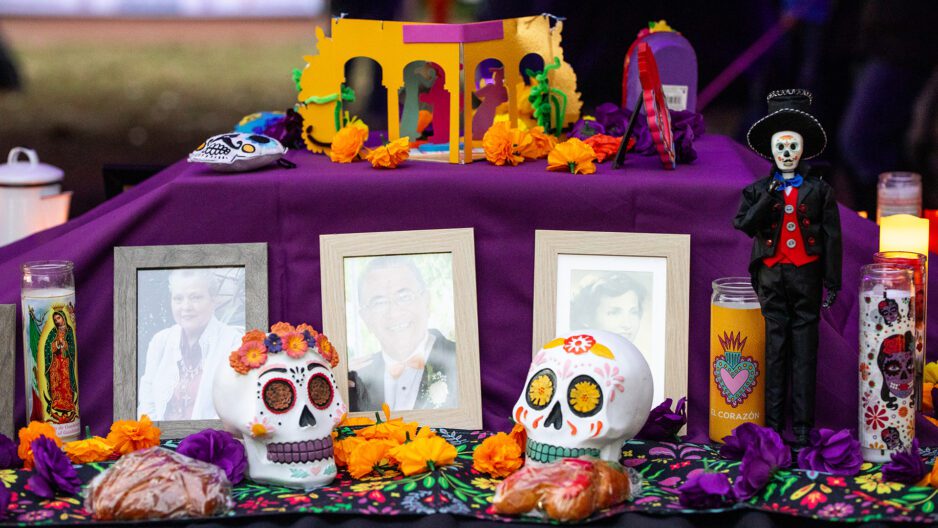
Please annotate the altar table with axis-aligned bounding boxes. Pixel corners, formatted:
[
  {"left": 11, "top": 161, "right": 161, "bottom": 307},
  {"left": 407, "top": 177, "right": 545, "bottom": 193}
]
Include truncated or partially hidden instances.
[{"left": 1, "top": 134, "right": 936, "bottom": 445}]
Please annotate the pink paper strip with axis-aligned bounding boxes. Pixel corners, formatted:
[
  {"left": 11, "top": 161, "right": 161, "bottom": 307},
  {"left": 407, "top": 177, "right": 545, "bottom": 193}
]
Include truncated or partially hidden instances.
[{"left": 403, "top": 21, "right": 503, "bottom": 43}]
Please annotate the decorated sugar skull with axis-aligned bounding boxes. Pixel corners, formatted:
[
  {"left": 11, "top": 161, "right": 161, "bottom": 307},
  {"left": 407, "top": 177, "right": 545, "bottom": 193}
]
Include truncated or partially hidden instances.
[
  {"left": 882, "top": 426, "right": 902, "bottom": 450},
  {"left": 188, "top": 132, "right": 287, "bottom": 172},
  {"left": 514, "top": 330, "right": 653, "bottom": 466},
  {"left": 213, "top": 323, "right": 345, "bottom": 489},
  {"left": 877, "top": 331, "right": 915, "bottom": 401},
  {"left": 770, "top": 130, "right": 803, "bottom": 172},
  {"left": 878, "top": 296, "right": 900, "bottom": 326}
]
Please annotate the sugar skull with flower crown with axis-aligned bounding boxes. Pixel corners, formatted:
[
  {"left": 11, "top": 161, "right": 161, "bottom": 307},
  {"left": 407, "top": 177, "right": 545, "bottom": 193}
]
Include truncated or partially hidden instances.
[
  {"left": 213, "top": 322, "right": 345, "bottom": 489},
  {"left": 514, "top": 330, "right": 653, "bottom": 466}
]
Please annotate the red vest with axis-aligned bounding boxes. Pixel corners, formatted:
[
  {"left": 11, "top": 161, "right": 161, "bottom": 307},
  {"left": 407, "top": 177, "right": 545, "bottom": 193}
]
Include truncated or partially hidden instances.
[{"left": 763, "top": 187, "right": 819, "bottom": 267}]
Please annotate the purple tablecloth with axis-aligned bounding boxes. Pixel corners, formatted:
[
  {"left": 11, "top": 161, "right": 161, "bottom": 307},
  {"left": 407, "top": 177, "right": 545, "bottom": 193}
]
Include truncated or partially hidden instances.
[{"left": 3, "top": 134, "right": 936, "bottom": 444}]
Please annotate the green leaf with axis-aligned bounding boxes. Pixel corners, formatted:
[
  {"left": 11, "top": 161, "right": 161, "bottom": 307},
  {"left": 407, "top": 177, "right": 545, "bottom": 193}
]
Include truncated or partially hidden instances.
[
  {"left": 762, "top": 482, "right": 777, "bottom": 501},
  {"left": 403, "top": 481, "right": 418, "bottom": 492},
  {"left": 903, "top": 493, "right": 930, "bottom": 501},
  {"left": 778, "top": 476, "right": 798, "bottom": 496},
  {"left": 456, "top": 444, "right": 467, "bottom": 453},
  {"left": 423, "top": 475, "right": 436, "bottom": 488},
  {"left": 439, "top": 477, "right": 450, "bottom": 489},
  {"left": 384, "top": 484, "right": 398, "bottom": 491},
  {"left": 923, "top": 501, "right": 935, "bottom": 514},
  {"left": 454, "top": 489, "right": 468, "bottom": 502}
]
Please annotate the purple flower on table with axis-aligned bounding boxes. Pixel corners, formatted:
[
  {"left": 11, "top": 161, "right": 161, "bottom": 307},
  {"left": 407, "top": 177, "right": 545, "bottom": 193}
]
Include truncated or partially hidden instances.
[
  {"left": 569, "top": 118, "right": 605, "bottom": 140},
  {"left": 720, "top": 423, "right": 790, "bottom": 500},
  {"left": 594, "top": 103, "right": 630, "bottom": 137},
  {"left": 797, "top": 428, "right": 862, "bottom": 476},
  {"left": 677, "top": 469, "right": 737, "bottom": 509},
  {"left": 176, "top": 429, "right": 247, "bottom": 484},
  {"left": 636, "top": 397, "right": 687, "bottom": 441},
  {"left": 0, "top": 434, "right": 20, "bottom": 469},
  {"left": 882, "top": 439, "right": 928, "bottom": 485},
  {"left": 26, "top": 436, "right": 81, "bottom": 499},
  {"left": 720, "top": 422, "right": 769, "bottom": 460}
]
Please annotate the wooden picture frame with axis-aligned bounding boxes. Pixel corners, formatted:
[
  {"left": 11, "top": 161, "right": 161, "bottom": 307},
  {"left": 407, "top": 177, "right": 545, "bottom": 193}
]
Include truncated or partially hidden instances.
[
  {"left": 320, "top": 228, "right": 482, "bottom": 429},
  {"left": 0, "top": 304, "right": 14, "bottom": 439},
  {"left": 114, "top": 243, "right": 268, "bottom": 438},
  {"left": 533, "top": 230, "right": 690, "bottom": 408}
]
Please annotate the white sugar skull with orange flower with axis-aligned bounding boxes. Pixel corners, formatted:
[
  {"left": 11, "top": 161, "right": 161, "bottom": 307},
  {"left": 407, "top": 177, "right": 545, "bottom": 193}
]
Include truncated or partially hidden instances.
[{"left": 514, "top": 330, "right": 653, "bottom": 466}]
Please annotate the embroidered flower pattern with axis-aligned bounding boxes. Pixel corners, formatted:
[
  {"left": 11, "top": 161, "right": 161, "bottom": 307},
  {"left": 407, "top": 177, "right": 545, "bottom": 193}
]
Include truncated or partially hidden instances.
[{"left": 864, "top": 405, "right": 887, "bottom": 430}]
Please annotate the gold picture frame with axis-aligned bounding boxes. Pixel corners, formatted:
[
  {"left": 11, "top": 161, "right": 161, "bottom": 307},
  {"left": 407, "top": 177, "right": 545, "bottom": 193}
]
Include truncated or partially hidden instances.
[
  {"left": 533, "top": 230, "right": 690, "bottom": 407},
  {"left": 320, "top": 228, "right": 481, "bottom": 429}
]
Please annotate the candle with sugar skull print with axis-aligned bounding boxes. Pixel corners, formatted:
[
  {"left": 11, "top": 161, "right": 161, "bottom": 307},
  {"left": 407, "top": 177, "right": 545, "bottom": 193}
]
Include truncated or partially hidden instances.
[{"left": 859, "top": 264, "right": 915, "bottom": 462}]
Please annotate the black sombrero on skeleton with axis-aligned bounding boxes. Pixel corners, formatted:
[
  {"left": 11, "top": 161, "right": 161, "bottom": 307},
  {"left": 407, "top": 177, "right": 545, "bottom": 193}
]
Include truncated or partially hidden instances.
[{"left": 747, "top": 89, "right": 827, "bottom": 161}]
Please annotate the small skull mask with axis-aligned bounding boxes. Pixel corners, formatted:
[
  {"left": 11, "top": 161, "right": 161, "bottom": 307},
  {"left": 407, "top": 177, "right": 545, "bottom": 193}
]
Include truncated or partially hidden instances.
[
  {"left": 513, "top": 330, "right": 653, "bottom": 466},
  {"left": 878, "top": 331, "right": 915, "bottom": 400},
  {"left": 214, "top": 325, "right": 345, "bottom": 489},
  {"left": 189, "top": 132, "right": 286, "bottom": 172},
  {"left": 771, "top": 130, "right": 803, "bottom": 172},
  {"left": 878, "top": 297, "right": 900, "bottom": 325},
  {"left": 882, "top": 426, "right": 902, "bottom": 450}
]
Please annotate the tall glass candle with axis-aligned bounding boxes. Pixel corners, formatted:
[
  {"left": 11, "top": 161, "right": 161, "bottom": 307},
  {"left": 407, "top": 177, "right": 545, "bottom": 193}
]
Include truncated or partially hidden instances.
[
  {"left": 877, "top": 172, "right": 922, "bottom": 224},
  {"left": 859, "top": 264, "right": 914, "bottom": 462},
  {"left": 874, "top": 252, "right": 927, "bottom": 411},
  {"left": 710, "top": 277, "right": 765, "bottom": 442},
  {"left": 21, "top": 261, "right": 80, "bottom": 441}
]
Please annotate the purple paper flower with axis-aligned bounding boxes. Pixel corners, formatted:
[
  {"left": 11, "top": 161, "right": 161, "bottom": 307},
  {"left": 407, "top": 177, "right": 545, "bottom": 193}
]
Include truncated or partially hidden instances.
[
  {"left": 0, "top": 484, "right": 9, "bottom": 519},
  {"left": 177, "top": 429, "right": 246, "bottom": 484},
  {"left": 636, "top": 397, "right": 687, "bottom": 440},
  {"left": 594, "top": 103, "right": 630, "bottom": 137},
  {"left": 0, "top": 433, "right": 19, "bottom": 469},
  {"left": 720, "top": 423, "right": 791, "bottom": 500},
  {"left": 678, "top": 469, "right": 736, "bottom": 509},
  {"left": 27, "top": 436, "right": 81, "bottom": 499},
  {"left": 264, "top": 333, "right": 283, "bottom": 354},
  {"left": 797, "top": 428, "right": 862, "bottom": 476},
  {"left": 569, "top": 118, "right": 605, "bottom": 140},
  {"left": 719, "top": 422, "right": 765, "bottom": 460},
  {"left": 882, "top": 439, "right": 928, "bottom": 485}
]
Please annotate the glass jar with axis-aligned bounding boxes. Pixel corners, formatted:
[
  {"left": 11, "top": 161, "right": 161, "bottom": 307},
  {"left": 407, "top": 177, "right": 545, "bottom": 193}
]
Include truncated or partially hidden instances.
[
  {"left": 709, "top": 277, "right": 765, "bottom": 443},
  {"left": 877, "top": 172, "right": 922, "bottom": 223},
  {"left": 859, "top": 264, "right": 915, "bottom": 462},
  {"left": 873, "top": 252, "right": 927, "bottom": 411},
  {"left": 21, "top": 260, "right": 80, "bottom": 441}
]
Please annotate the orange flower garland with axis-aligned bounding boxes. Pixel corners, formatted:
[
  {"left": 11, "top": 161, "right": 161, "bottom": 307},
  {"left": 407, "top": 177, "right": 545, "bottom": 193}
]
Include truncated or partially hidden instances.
[
  {"left": 106, "top": 415, "right": 161, "bottom": 456},
  {"left": 364, "top": 137, "right": 411, "bottom": 169},
  {"left": 547, "top": 138, "right": 597, "bottom": 174},
  {"left": 472, "top": 432, "right": 524, "bottom": 478},
  {"left": 329, "top": 122, "right": 369, "bottom": 163},
  {"left": 483, "top": 122, "right": 531, "bottom": 166},
  {"left": 18, "top": 421, "right": 61, "bottom": 469},
  {"left": 63, "top": 436, "right": 114, "bottom": 464}
]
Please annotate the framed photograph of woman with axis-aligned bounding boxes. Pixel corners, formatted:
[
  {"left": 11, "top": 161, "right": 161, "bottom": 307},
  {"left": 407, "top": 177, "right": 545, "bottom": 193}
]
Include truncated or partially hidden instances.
[
  {"left": 320, "top": 228, "right": 482, "bottom": 429},
  {"left": 113, "top": 243, "right": 268, "bottom": 438},
  {"left": 533, "top": 230, "right": 689, "bottom": 407}
]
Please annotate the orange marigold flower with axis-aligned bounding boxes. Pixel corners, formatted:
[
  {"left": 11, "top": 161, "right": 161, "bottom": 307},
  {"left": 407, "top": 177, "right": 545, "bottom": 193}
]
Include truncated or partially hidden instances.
[
  {"left": 920, "top": 460, "right": 938, "bottom": 487},
  {"left": 364, "top": 137, "right": 411, "bottom": 169},
  {"left": 547, "top": 138, "right": 597, "bottom": 174},
  {"left": 18, "top": 421, "right": 61, "bottom": 470},
  {"left": 238, "top": 340, "right": 268, "bottom": 369},
  {"left": 520, "top": 126, "right": 557, "bottom": 160},
  {"left": 508, "top": 422, "right": 527, "bottom": 452},
  {"left": 483, "top": 122, "right": 530, "bottom": 167},
  {"left": 348, "top": 439, "right": 397, "bottom": 479},
  {"left": 338, "top": 413, "right": 377, "bottom": 427},
  {"left": 315, "top": 333, "right": 339, "bottom": 368},
  {"left": 229, "top": 350, "right": 250, "bottom": 374},
  {"left": 329, "top": 123, "right": 369, "bottom": 163},
  {"left": 583, "top": 134, "right": 623, "bottom": 162},
  {"left": 358, "top": 418, "right": 417, "bottom": 445},
  {"left": 334, "top": 436, "right": 366, "bottom": 468},
  {"left": 270, "top": 322, "right": 296, "bottom": 338},
  {"left": 296, "top": 323, "right": 319, "bottom": 338},
  {"left": 63, "top": 436, "right": 114, "bottom": 464},
  {"left": 472, "top": 432, "right": 523, "bottom": 478},
  {"left": 106, "top": 415, "right": 161, "bottom": 455},
  {"left": 282, "top": 332, "right": 309, "bottom": 359},
  {"left": 241, "top": 329, "right": 267, "bottom": 345},
  {"left": 389, "top": 436, "right": 457, "bottom": 476}
]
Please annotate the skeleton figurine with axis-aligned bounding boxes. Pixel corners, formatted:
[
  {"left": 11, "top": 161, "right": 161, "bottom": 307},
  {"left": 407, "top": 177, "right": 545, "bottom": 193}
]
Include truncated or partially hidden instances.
[{"left": 734, "top": 89, "right": 842, "bottom": 446}]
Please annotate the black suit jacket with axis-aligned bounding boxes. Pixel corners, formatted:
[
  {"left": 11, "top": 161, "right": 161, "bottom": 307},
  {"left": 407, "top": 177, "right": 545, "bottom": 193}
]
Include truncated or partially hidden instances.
[
  {"left": 734, "top": 173, "right": 842, "bottom": 291},
  {"left": 348, "top": 329, "right": 458, "bottom": 412}
]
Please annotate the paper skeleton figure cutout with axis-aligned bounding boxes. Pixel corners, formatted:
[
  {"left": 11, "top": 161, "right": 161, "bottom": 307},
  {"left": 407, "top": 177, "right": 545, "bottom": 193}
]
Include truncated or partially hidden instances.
[
  {"left": 188, "top": 132, "right": 289, "bottom": 172},
  {"left": 214, "top": 325, "right": 344, "bottom": 489},
  {"left": 513, "top": 330, "right": 653, "bottom": 466}
]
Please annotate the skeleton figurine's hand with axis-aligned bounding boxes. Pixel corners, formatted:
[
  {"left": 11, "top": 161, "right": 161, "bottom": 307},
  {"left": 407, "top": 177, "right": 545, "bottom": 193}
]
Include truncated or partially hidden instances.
[{"left": 822, "top": 289, "right": 838, "bottom": 308}]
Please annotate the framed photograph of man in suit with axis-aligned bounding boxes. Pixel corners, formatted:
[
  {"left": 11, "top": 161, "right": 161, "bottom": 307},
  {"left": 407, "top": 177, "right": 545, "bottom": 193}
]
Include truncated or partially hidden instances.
[{"left": 321, "top": 228, "right": 481, "bottom": 429}]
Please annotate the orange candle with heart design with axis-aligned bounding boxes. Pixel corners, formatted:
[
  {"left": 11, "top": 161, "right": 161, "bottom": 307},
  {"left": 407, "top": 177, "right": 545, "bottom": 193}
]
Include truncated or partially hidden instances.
[{"left": 709, "top": 278, "right": 766, "bottom": 443}]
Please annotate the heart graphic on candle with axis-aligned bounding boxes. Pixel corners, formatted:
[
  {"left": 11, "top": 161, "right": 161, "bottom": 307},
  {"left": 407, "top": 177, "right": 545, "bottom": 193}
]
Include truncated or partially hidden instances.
[{"left": 714, "top": 332, "right": 760, "bottom": 408}]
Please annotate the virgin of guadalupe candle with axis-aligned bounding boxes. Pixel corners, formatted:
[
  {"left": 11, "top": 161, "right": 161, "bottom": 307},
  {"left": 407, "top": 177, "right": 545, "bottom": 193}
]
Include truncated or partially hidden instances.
[
  {"left": 21, "top": 261, "right": 80, "bottom": 441},
  {"left": 859, "top": 264, "right": 915, "bottom": 463},
  {"left": 709, "top": 277, "right": 765, "bottom": 442}
]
